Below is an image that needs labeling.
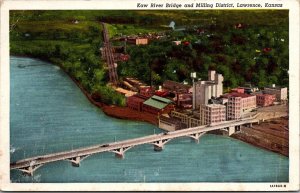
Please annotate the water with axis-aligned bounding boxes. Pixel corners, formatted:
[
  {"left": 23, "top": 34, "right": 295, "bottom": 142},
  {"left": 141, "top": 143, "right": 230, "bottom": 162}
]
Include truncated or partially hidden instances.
[{"left": 10, "top": 56, "right": 289, "bottom": 182}]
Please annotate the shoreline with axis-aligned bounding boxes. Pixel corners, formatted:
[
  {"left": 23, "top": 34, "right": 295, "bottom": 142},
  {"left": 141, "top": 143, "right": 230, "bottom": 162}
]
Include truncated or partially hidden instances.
[{"left": 11, "top": 55, "right": 289, "bottom": 157}]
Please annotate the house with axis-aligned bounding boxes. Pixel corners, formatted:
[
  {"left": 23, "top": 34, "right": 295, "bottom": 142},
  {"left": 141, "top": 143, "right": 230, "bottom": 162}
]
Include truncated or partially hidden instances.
[{"left": 142, "top": 95, "right": 175, "bottom": 115}]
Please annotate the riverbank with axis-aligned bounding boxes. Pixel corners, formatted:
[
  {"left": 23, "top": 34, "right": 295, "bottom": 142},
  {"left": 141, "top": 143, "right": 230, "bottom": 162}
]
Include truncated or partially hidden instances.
[
  {"left": 231, "top": 117, "right": 289, "bottom": 157},
  {"left": 63, "top": 64, "right": 159, "bottom": 126},
  {"left": 10, "top": 55, "right": 289, "bottom": 157},
  {"left": 45, "top": 58, "right": 292, "bottom": 157}
]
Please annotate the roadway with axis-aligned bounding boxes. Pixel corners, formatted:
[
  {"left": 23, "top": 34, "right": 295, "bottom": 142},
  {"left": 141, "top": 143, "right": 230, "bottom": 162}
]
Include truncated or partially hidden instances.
[{"left": 10, "top": 117, "right": 258, "bottom": 171}]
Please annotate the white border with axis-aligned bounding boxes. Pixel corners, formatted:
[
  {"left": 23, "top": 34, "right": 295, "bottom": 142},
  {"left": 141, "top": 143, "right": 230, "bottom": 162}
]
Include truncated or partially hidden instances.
[{"left": 0, "top": 0, "right": 299, "bottom": 191}]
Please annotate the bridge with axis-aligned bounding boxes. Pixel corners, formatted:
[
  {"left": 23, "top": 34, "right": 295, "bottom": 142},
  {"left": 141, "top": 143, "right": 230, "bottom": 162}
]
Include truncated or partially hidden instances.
[{"left": 10, "top": 117, "right": 259, "bottom": 176}]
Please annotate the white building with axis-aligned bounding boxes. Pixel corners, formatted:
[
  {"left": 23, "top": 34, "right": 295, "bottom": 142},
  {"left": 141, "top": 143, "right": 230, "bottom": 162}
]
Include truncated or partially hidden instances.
[
  {"left": 199, "top": 104, "right": 226, "bottom": 125},
  {"left": 193, "top": 70, "right": 223, "bottom": 109}
]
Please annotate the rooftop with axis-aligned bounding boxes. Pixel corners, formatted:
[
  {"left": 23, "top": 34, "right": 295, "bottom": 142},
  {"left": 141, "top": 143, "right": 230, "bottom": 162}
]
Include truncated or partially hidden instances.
[
  {"left": 205, "top": 104, "right": 226, "bottom": 108},
  {"left": 143, "top": 95, "right": 173, "bottom": 110},
  {"left": 163, "top": 80, "right": 192, "bottom": 91},
  {"left": 222, "top": 92, "right": 254, "bottom": 98}
]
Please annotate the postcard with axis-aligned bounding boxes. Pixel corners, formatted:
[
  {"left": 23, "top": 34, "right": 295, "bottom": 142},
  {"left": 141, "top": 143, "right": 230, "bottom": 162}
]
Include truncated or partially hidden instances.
[{"left": 0, "top": 0, "right": 299, "bottom": 191}]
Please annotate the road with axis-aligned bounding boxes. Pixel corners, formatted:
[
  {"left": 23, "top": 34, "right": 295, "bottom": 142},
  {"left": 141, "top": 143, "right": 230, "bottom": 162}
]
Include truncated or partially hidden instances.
[{"left": 11, "top": 117, "right": 259, "bottom": 171}]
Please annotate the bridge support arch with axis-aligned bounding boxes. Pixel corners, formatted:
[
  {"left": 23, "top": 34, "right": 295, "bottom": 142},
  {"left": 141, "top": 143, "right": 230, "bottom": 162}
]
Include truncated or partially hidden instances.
[
  {"left": 66, "top": 155, "right": 91, "bottom": 167},
  {"left": 111, "top": 146, "right": 133, "bottom": 159},
  {"left": 18, "top": 164, "right": 44, "bottom": 176},
  {"left": 152, "top": 139, "right": 171, "bottom": 151},
  {"left": 188, "top": 132, "right": 206, "bottom": 143}
]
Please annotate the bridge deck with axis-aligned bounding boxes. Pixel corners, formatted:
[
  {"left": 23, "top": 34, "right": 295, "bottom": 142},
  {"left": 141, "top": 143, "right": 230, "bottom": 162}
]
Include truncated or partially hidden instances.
[{"left": 10, "top": 118, "right": 258, "bottom": 170}]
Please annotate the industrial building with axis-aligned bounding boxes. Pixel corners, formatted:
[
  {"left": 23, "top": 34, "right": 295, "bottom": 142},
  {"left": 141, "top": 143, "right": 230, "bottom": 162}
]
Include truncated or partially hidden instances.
[
  {"left": 227, "top": 96, "right": 242, "bottom": 120},
  {"left": 162, "top": 80, "right": 193, "bottom": 108},
  {"left": 199, "top": 104, "right": 226, "bottom": 125},
  {"left": 193, "top": 70, "right": 223, "bottom": 109},
  {"left": 142, "top": 95, "right": 175, "bottom": 115},
  {"left": 126, "top": 95, "right": 147, "bottom": 111},
  {"left": 163, "top": 80, "right": 192, "bottom": 94},
  {"left": 263, "top": 85, "right": 288, "bottom": 101},
  {"left": 139, "top": 86, "right": 155, "bottom": 98},
  {"left": 256, "top": 94, "right": 276, "bottom": 107},
  {"left": 223, "top": 93, "right": 256, "bottom": 120}
]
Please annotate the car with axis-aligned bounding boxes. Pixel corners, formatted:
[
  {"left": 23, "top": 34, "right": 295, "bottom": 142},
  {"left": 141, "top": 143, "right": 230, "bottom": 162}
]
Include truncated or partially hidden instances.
[
  {"left": 163, "top": 132, "right": 169, "bottom": 135},
  {"left": 101, "top": 144, "right": 109, "bottom": 147}
]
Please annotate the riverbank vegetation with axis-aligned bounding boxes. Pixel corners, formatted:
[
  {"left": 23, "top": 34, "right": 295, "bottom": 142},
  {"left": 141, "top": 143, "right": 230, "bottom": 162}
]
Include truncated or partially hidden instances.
[{"left": 10, "top": 10, "right": 288, "bottom": 105}]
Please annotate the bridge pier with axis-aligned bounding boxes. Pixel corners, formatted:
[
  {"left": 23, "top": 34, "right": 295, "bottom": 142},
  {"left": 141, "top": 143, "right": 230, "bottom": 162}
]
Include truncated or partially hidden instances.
[
  {"left": 19, "top": 164, "right": 43, "bottom": 176},
  {"left": 152, "top": 139, "right": 170, "bottom": 151},
  {"left": 67, "top": 155, "right": 91, "bottom": 167},
  {"left": 67, "top": 156, "right": 81, "bottom": 167},
  {"left": 188, "top": 132, "right": 206, "bottom": 143},
  {"left": 228, "top": 126, "right": 235, "bottom": 136},
  {"left": 111, "top": 146, "right": 133, "bottom": 159}
]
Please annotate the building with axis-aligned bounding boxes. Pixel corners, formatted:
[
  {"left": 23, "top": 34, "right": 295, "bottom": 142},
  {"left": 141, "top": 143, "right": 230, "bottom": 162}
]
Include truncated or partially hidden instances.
[
  {"left": 139, "top": 86, "right": 155, "bottom": 98},
  {"left": 263, "top": 85, "right": 288, "bottom": 101},
  {"left": 162, "top": 80, "right": 193, "bottom": 108},
  {"left": 163, "top": 80, "right": 192, "bottom": 94},
  {"left": 142, "top": 95, "right": 174, "bottom": 115},
  {"left": 193, "top": 70, "right": 224, "bottom": 109},
  {"left": 158, "top": 115, "right": 186, "bottom": 131},
  {"left": 199, "top": 104, "right": 226, "bottom": 125},
  {"left": 170, "top": 111, "right": 201, "bottom": 128},
  {"left": 256, "top": 94, "right": 276, "bottom": 107},
  {"left": 231, "top": 87, "right": 244, "bottom": 94},
  {"left": 176, "top": 93, "right": 193, "bottom": 109},
  {"left": 223, "top": 93, "right": 256, "bottom": 120},
  {"left": 227, "top": 96, "right": 242, "bottom": 120},
  {"left": 127, "top": 38, "right": 148, "bottom": 45},
  {"left": 126, "top": 95, "right": 147, "bottom": 111}
]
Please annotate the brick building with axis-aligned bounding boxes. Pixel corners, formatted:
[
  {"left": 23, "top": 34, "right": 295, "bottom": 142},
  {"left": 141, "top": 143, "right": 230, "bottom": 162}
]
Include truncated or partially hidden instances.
[
  {"left": 162, "top": 80, "right": 193, "bottom": 108},
  {"left": 142, "top": 95, "right": 174, "bottom": 115},
  {"left": 227, "top": 96, "right": 242, "bottom": 120},
  {"left": 256, "top": 94, "right": 276, "bottom": 107},
  {"left": 139, "top": 86, "right": 155, "bottom": 98},
  {"left": 199, "top": 104, "right": 226, "bottom": 125},
  {"left": 263, "top": 85, "right": 288, "bottom": 101},
  {"left": 163, "top": 80, "right": 192, "bottom": 94},
  {"left": 126, "top": 95, "right": 147, "bottom": 111},
  {"left": 223, "top": 93, "right": 256, "bottom": 120},
  {"left": 231, "top": 87, "right": 244, "bottom": 94}
]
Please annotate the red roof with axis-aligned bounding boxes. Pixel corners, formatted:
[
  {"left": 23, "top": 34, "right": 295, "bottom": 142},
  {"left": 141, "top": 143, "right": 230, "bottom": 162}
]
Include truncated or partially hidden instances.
[{"left": 155, "top": 90, "right": 169, "bottom": 97}]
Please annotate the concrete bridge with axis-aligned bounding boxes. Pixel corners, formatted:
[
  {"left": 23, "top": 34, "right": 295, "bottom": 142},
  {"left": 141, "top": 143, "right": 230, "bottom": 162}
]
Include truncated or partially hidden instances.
[{"left": 10, "top": 118, "right": 259, "bottom": 176}]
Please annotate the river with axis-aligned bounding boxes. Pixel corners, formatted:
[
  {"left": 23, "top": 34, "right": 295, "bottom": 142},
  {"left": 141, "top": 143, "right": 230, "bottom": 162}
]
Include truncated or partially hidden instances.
[{"left": 10, "top": 56, "right": 288, "bottom": 182}]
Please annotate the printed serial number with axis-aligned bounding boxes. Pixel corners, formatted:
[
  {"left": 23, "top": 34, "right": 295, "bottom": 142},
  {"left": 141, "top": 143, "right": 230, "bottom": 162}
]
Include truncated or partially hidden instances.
[{"left": 270, "top": 184, "right": 286, "bottom": 188}]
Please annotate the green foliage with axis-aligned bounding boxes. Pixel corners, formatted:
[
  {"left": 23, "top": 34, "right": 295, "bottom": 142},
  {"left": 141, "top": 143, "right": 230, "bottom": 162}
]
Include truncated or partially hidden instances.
[{"left": 10, "top": 10, "right": 288, "bottom": 107}]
